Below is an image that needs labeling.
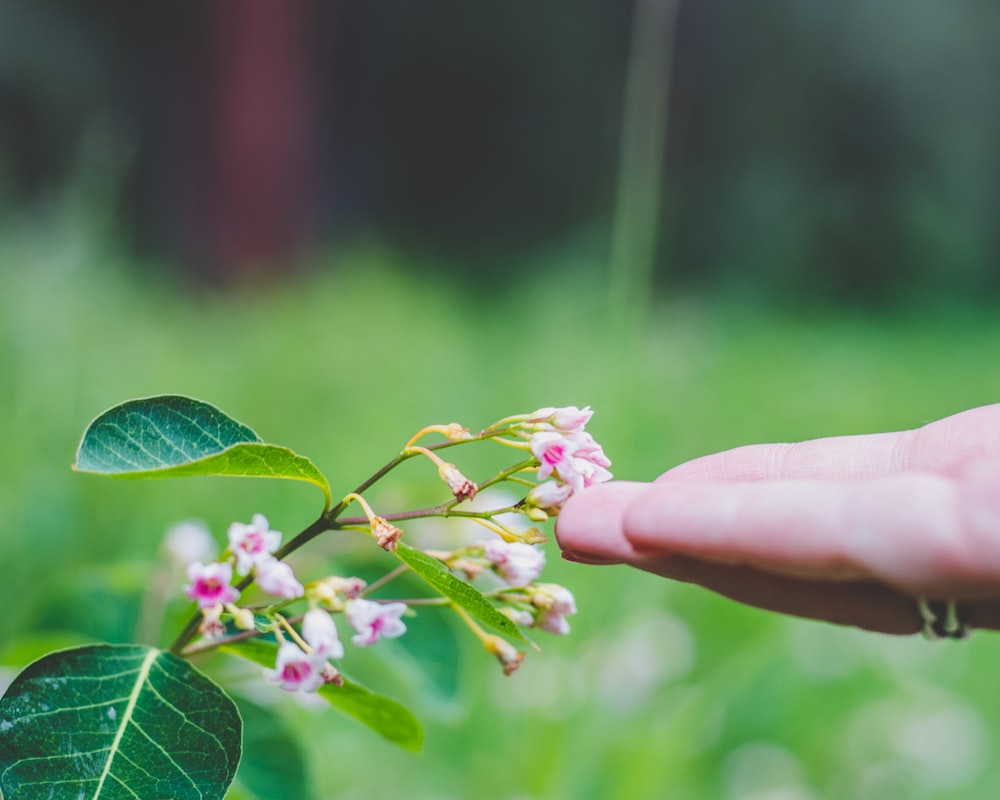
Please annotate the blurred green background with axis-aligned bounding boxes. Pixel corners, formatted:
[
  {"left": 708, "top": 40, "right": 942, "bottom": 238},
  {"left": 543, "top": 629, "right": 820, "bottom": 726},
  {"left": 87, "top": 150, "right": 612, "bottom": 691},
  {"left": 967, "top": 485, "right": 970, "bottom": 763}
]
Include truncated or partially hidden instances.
[{"left": 2, "top": 1, "right": 1000, "bottom": 798}]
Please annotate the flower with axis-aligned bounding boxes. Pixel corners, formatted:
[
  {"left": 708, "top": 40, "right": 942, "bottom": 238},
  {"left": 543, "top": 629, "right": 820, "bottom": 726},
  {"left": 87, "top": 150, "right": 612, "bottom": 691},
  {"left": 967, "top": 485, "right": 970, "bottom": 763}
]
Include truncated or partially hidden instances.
[
  {"left": 313, "top": 575, "right": 367, "bottom": 605},
  {"left": 264, "top": 641, "right": 326, "bottom": 693},
  {"left": 198, "top": 603, "right": 226, "bottom": 639},
  {"left": 533, "top": 584, "right": 577, "bottom": 635},
  {"left": 531, "top": 405, "right": 593, "bottom": 433},
  {"left": 302, "top": 608, "right": 344, "bottom": 659},
  {"left": 482, "top": 539, "right": 546, "bottom": 587},
  {"left": 530, "top": 431, "right": 577, "bottom": 482},
  {"left": 164, "top": 520, "right": 217, "bottom": 565},
  {"left": 185, "top": 561, "right": 240, "bottom": 609},
  {"left": 228, "top": 513, "right": 282, "bottom": 576},
  {"left": 255, "top": 557, "right": 304, "bottom": 599},
  {"left": 530, "top": 431, "right": 613, "bottom": 493},
  {"left": 345, "top": 598, "right": 408, "bottom": 646},
  {"left": 566, "top": 431, "right": 612, "bottom": 469}
]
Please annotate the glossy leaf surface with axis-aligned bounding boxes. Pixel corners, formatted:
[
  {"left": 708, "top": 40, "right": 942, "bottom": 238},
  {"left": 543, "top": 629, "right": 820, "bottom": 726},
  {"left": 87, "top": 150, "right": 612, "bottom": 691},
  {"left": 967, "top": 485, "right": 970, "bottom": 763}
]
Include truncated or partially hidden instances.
[
  {"left": 0, "top": 644, "right": 241, "bottom": 799},
  {"left": 74, "top": 396, "right": 331, "bottom": 507},
  {"left": 394, "top": 542, "right": 525, "bottom": 640}
]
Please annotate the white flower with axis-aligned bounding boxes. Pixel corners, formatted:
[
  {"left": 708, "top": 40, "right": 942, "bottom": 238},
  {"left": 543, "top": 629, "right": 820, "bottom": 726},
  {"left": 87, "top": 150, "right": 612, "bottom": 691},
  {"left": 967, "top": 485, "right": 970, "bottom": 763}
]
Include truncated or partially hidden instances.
[
  {"left": 264, "top": 642, "right": 326, "bottom": 693},
  {"left": 302, "top": 608, "right": 344, "bottom": 660},
  {"left": 185, "top": 561, "right": 240, "bottom": 609},
  {"left": 228, "top": 513, "right": 282, "bottom": 576},
  {"left": 530, "top": 431, "right": 577, "bottom": 482},
  {"left": 531, "top": 405, "right": 594, "bottom": 433},
  {"left": 255, "top": 557, "right": 304, "bottom": 599},
  {"left": 482, "top": 540, "right": 546, "bottom": 587},
  {"left": 164, "top": 521, "right": 217, "bottom": 565},
  {"left": 345, "top": 599, "right": 407, "bottom": 646}
]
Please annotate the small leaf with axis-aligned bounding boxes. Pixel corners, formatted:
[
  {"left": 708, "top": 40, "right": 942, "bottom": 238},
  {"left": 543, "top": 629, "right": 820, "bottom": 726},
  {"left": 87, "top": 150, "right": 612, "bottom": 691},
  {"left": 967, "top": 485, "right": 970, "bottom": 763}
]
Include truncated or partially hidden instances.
[
  {"left": 0, "top": 643, "right": 241, "bottom": 800},
  {"left": 74, "top": 395, "right": 332, "bottom": 508},
  {"left": 394, "top": 541, "right": 526, "bottom": 640},
  {"left": 222, "top": 639, "right": 424, "bottom": 752}
]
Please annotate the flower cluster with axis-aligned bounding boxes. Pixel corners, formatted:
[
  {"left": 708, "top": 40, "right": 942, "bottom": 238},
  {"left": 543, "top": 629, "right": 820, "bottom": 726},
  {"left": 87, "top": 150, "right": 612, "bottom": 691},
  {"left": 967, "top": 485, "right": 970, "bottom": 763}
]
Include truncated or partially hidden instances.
[
  {"left": 183, "top": 515, "right": 412, "bottom": 693},
  {"left": 519, "top": 406, "right": 612, "bottom": 514},
  {"left": 175, "top": 404, "right": 610, "bottom": 693}
]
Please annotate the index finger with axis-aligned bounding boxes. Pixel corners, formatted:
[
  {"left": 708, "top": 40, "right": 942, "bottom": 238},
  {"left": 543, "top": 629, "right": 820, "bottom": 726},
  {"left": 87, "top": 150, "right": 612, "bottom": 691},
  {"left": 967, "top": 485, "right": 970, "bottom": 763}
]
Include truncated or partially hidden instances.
[{"left": 658, "top": 404, "right": 1000, "bottom": 483}]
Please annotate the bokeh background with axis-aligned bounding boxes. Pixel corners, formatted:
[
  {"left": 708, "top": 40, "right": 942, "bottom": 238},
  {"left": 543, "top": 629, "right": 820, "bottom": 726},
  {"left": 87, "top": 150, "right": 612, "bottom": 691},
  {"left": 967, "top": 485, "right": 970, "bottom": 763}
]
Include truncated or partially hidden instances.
[{"left": 3, "top": 1, "right": 1000, "bottom": 798}]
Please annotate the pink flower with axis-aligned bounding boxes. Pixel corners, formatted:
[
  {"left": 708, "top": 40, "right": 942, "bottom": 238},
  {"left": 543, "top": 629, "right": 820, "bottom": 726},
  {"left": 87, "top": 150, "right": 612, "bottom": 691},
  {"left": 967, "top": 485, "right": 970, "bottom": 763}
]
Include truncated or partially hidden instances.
[
  {"left": 302, "top": 608, "right": 344, "bottom": 660},
  {"left": 264, "top": 642, "right": 326, "bottom": 693},
  {"left": 569, "top": 457, "right": 614, "bottom": 492},
  {"left": 255, "top": 557, "right": 304, "bottom": 599},
  {"left": 345, "top": 599, "right": 407, "bottom": 646},
  {"left": 566, "top": 431, "right": 612, "bottom": 469},
  {"left": 530, "top": 431, "right": 577, "bottom": 482},
  {"left": 228, "top": 513, "right": 282, "bottom": 576},
  {"left": 534, "top": 584, "right": 577, "bottom": 635},
  {"left": 185, "top": 561, "right": 240, "bottom": 609},
  {"left": 482, "top": 540, "right": 546, "bottom": 587}
]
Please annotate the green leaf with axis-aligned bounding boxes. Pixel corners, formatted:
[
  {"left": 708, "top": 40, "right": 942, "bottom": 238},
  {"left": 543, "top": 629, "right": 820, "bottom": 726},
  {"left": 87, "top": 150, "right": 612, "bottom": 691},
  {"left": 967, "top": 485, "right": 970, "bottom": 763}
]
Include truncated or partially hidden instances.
[
  {"left": 394, "top": 541, "right": 526, "bottom": 641},
  {"left": 73, "top": 395, "right": 332, "bottom": 508},
  {"left": 231, "top": 698, "right": 308, "bottom": 800},
  {"left": 0, "top": 643, "right": 242, "bottom": 800},
  {"left": 222, "top": 639, "right": 424, "bottom": 752}
]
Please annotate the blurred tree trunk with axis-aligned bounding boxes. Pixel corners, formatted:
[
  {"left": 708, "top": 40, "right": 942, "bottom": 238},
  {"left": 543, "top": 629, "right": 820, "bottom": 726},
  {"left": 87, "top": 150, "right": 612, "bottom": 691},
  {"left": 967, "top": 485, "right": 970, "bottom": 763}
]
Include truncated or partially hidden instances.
[{"left": 189, "top": 0, "right": 317, "bottom": 284}]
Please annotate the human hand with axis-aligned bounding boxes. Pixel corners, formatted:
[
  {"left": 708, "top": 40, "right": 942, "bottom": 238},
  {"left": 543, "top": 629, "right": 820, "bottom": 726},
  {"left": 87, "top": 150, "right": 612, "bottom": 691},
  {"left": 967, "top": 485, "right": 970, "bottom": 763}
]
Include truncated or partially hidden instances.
[{"left": 555, "top": 404, "right": 1000, "bottom": 634}]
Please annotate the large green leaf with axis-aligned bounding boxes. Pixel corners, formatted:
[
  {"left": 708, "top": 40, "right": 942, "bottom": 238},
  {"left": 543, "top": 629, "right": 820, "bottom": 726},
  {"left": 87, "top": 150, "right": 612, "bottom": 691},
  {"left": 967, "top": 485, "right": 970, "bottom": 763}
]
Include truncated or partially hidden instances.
[
  {"left": 222, "top": 639, "right": 424, "bottom": 752},
  {"left": 394, "top": 542, "right": 525, "bottom": 641},
  {"left": 0, "top": 644, "right": 241, "bottom": 800},
  {"left": 73, "top": 396, "right": 332, "bottom": 508}
]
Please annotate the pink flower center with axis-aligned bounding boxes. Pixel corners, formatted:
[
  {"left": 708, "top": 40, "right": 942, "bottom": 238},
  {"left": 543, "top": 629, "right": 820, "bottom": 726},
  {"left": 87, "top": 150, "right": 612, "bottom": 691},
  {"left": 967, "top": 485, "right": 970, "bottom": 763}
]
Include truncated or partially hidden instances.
[
  {"left": 282, "top": 660, "right": 312, "bottom": 684},
  {"left": 197, "top": 578, "right": 224, "bottom": 599},
  {"left": 241, "top": 531, "right": 265, "bottom": 554},
  {"left": 541, "top": 443, "right": 566, "bottom": 466}
]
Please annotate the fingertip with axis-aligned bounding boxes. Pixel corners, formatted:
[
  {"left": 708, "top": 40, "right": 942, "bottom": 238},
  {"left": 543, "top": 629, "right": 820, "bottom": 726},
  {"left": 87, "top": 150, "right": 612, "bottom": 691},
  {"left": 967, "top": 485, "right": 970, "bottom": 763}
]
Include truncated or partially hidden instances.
[{"left": 554, "top": 481, "right": 650, "bottom": 562}]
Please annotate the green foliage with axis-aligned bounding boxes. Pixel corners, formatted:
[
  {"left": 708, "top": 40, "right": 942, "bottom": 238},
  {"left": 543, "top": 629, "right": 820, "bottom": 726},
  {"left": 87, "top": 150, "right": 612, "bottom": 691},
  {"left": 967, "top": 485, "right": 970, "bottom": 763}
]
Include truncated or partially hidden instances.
[
  {"left": 230, "top": 699, "right": 308, "bottom": 800},
  {"left": 223, "top": 639, "right": 424, "bottom": 752},
  {"left": 394, "top": 542, "right": 526, "bottom": 641},
  {"left": 0, "top": 644, "right": 241, "bottom": 800},
  {"left": 6, "top": 224, "right": 1000, "bottom": 799},
  {"left": 74, "top": 396, "right": 332, "bottom": 509}
]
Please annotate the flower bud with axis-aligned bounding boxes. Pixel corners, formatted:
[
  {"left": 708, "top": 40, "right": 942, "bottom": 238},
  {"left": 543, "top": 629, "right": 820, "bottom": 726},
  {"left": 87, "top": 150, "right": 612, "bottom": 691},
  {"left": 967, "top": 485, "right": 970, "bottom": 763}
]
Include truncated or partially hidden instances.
[
  {"left": 484, "top": 635, "right": 525, "bottom": 676},
  {"left": 439, "top": 462, "right": 478, "bottom": 502},
  {"left": 443, "top": 423, "right": 474, "bottom": 441},
  {"left": 227, "top": 603, "right": 256, "bottom": 631},
  {"left": 371, "top": 517, "right": 404, "bottom": 552}
]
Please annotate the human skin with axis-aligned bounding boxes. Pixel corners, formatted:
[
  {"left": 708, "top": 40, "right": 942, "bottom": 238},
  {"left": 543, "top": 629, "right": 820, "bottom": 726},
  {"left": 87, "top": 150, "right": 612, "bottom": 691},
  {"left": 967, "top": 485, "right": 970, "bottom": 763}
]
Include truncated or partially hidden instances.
[{"left": 555, "top": 404, "right": 1000, "bottom": 634}]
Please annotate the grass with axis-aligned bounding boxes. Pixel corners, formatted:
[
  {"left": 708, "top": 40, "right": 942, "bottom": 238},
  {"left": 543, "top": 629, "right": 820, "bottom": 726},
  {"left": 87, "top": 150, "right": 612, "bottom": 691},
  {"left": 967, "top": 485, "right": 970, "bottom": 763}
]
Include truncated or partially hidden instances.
[{"left": 2, "top": 211, "right": 1000, "bottom": 799}]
